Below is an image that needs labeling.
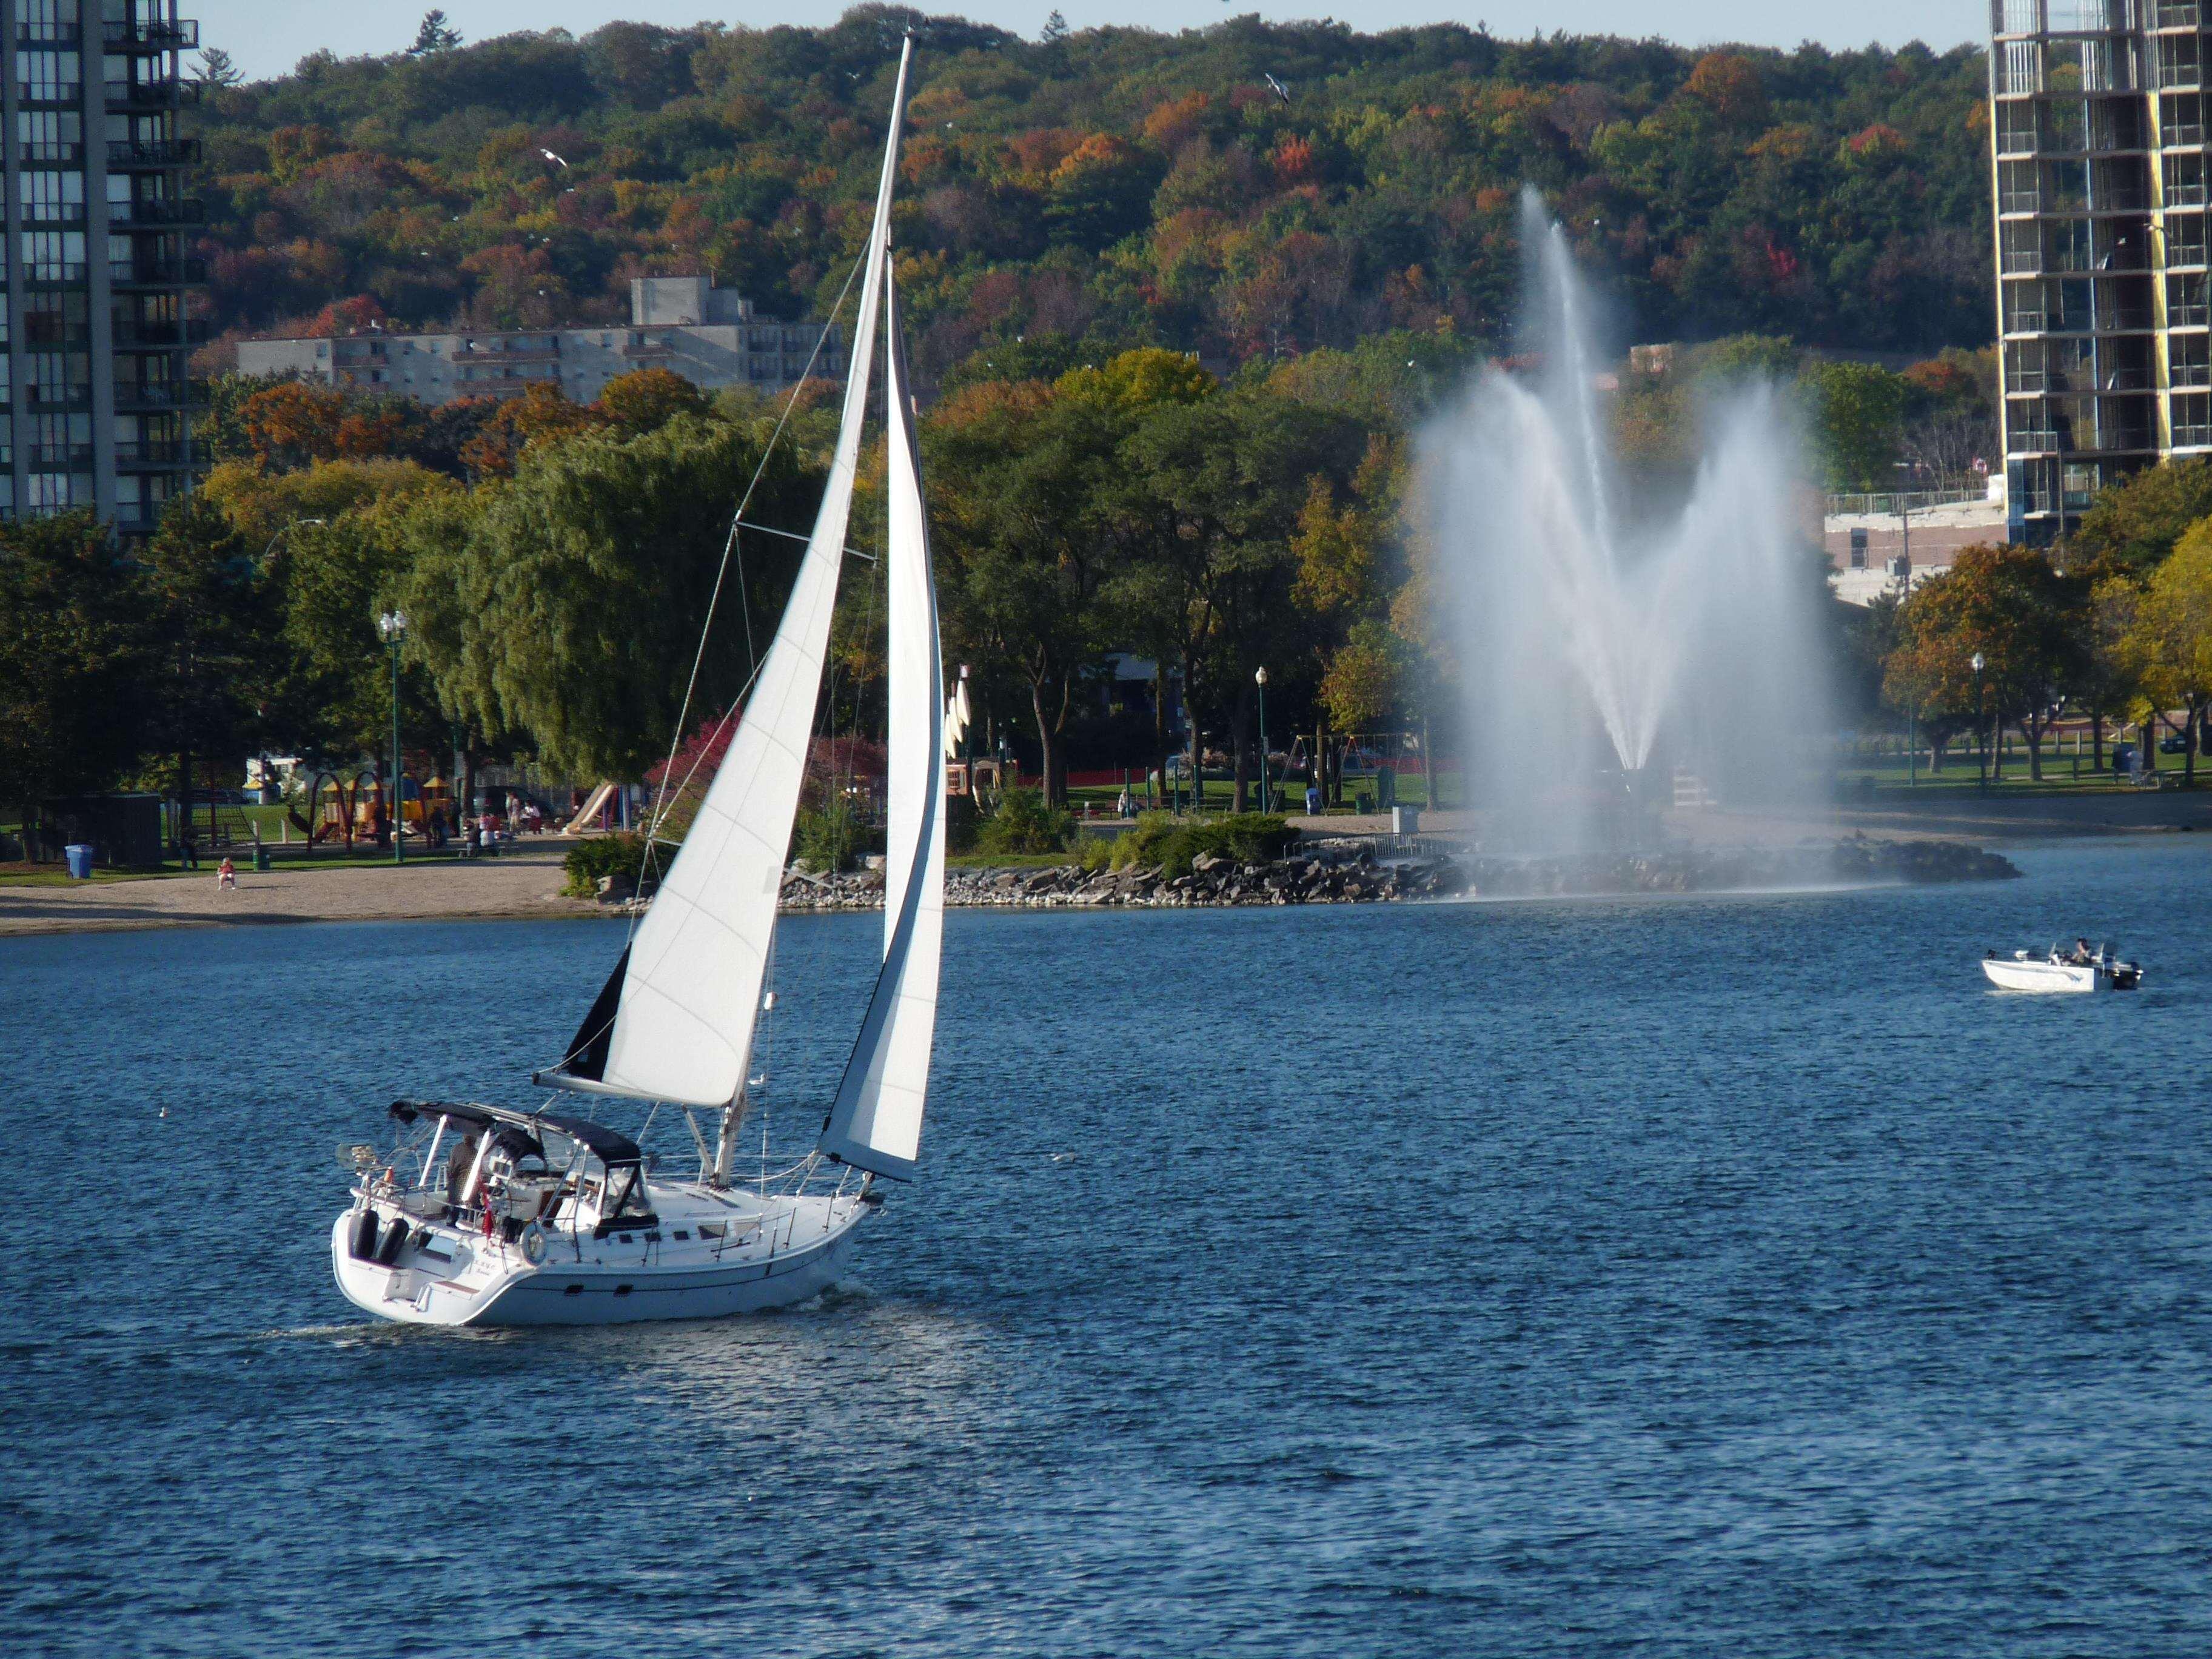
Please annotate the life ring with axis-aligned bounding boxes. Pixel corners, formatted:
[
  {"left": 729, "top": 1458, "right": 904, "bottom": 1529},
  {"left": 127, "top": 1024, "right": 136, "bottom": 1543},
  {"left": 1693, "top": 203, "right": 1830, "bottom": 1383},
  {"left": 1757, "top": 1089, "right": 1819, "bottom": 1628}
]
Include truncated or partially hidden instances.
[{"left": 520, "top": 1222, "right": 548, "bottom": 1266}]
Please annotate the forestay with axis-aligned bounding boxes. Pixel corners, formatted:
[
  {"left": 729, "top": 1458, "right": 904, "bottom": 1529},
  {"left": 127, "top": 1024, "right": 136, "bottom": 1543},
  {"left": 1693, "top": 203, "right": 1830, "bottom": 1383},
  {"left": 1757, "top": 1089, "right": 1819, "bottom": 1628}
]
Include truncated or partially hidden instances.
[
  {"left": 817, "top": 263, "right": 947, "bottom": 1180},
  {"left": 539, "top": 42, "right": 916, "bottom": 1108}
]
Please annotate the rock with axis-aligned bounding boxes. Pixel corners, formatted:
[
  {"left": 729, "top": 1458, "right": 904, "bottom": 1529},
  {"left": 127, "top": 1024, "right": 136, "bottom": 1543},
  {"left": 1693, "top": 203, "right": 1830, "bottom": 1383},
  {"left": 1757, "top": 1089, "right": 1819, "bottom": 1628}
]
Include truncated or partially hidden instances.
[{"left": 595, "top": 873, "right": 634, "bottom": 902}]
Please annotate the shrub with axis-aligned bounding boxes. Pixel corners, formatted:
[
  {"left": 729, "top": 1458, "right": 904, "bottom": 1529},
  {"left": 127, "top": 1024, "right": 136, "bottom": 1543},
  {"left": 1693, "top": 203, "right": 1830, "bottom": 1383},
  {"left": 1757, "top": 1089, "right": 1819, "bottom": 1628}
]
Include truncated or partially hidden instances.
[
  {"left": 1111, "top": 812, "right": 1295, "bottom": 879},
  {"left": 974, "top": 788, "right": 1074, "bottom": 855},
  {"left": 561, "top": 832, "right": 648, "bottom": 897},
  {"left": 794, "top": 800, "right": 867, "bottom": 873}
]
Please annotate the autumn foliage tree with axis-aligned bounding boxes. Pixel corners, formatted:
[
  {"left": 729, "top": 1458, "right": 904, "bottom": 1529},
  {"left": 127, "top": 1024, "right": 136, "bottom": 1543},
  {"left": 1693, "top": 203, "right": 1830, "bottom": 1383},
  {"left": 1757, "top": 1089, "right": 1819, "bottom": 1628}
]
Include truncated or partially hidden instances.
[{"left": 1884, "top": 545, "right": 2088, "bottom": 781}]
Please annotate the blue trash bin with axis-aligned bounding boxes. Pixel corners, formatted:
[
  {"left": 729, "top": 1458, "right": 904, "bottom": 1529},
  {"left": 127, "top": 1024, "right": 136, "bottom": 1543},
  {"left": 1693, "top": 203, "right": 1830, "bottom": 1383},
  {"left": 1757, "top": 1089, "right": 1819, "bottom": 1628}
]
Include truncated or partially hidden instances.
[{"left": 64, "top": 843, "right": 95, "bottom": 879}]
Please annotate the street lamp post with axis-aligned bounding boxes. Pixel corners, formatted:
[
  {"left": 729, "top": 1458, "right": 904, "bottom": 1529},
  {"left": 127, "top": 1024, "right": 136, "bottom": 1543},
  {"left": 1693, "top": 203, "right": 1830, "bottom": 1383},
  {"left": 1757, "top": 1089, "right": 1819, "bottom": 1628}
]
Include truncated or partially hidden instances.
[
  {"left": 1971, "top": 651, "right": 1987, "bottom": 791},
  {"left": 1254, "top": 666, "right": 1270, "bottom": 815},
  {"left": 378, "top": 609, "right": 409, "bottom": 863}
]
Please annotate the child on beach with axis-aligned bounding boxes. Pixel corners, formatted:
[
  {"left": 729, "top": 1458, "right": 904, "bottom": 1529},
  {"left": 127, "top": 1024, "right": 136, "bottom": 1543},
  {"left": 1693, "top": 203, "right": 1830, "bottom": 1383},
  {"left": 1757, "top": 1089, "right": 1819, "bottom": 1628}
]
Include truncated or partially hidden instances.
[{"left": 216, "top": 856, "right": 236, "bottom": 890}]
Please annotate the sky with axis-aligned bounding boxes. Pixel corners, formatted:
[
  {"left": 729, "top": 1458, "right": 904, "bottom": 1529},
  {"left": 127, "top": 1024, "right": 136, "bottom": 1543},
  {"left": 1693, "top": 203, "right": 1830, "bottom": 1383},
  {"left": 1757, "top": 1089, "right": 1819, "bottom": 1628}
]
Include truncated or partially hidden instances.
[{"left": 198, "top": 1, "right": 1987, "bottom": 84}]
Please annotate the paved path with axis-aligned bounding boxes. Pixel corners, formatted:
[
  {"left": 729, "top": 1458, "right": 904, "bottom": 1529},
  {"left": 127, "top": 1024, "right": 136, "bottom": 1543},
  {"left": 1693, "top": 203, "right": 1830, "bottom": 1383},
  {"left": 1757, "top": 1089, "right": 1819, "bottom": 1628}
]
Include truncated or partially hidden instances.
[{"left": 0, "top": 845, "right": 599, "bottom": 937}]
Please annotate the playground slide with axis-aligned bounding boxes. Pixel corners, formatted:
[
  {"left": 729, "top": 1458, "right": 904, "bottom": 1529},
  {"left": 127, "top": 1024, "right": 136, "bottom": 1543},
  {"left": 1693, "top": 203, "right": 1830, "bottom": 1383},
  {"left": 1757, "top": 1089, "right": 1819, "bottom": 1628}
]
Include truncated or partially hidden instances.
[{"left": 563, "top": 782, "right": 617, "bottom": 836}]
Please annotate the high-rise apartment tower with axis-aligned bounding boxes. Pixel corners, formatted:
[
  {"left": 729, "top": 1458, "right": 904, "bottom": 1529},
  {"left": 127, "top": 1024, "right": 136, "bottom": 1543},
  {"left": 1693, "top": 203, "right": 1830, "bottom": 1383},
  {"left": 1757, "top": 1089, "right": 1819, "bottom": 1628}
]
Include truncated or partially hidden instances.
[
  {"left": 1991, "top": 1, "right": 2212, "bottom": 545},
  {"left": 5, "top": 1, "right": 201, "bottom": 538}
]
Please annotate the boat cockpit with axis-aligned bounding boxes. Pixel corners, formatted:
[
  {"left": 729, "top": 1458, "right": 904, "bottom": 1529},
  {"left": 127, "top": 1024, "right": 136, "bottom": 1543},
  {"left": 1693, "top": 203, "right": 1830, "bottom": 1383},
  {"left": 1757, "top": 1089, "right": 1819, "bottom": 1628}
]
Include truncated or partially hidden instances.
[{"left": 350, "top": 1099, "right": 657, "bottom": 1255}]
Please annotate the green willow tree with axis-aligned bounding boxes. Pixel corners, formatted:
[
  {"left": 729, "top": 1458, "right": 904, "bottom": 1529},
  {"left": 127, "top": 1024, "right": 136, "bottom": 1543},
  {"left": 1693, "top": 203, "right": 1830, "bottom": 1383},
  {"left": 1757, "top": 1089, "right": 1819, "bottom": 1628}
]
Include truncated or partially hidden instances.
[{"left": 400, "top": 411, "right": 823, "bottom": 780}]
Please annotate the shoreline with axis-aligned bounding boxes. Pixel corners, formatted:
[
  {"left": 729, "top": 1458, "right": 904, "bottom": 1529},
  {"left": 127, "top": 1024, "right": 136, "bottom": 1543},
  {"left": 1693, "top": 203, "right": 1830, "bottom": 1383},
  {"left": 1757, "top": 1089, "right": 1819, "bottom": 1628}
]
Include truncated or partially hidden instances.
[{"left": 0, "top": 830, "right": 2042, "bottom": 939}]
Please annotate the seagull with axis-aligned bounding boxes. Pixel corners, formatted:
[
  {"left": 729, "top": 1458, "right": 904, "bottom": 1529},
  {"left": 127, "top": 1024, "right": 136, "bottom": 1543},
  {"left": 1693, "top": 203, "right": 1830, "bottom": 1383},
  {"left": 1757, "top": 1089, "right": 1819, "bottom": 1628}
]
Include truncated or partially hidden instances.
[
  {"left": 1265, "top": 73, "right": 1290, "bottom": 102},
  {"left": 540, "top": 148, "right": 568, "bottom": 167}
]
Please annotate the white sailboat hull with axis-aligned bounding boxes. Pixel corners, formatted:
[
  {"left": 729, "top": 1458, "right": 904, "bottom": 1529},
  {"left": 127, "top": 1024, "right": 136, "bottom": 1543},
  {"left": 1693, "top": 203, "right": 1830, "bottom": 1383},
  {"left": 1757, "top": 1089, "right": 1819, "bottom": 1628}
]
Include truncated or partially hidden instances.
[{"left": 330, "top": 1189, "right": 870, "bottom": 1329}]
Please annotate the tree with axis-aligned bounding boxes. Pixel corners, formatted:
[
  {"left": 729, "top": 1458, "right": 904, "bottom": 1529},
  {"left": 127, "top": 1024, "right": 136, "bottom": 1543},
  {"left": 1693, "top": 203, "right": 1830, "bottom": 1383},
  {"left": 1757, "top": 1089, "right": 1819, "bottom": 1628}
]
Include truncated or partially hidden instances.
[
  {"left": 1802, "top": 360, "right": 1908, "bottom": 492},
  {"left": 597, "top": 367, "right": 711, "bottom": 435},
  {"left": 2125, "top": 518, "right": 2212, "bottom": 783},
  {"left": 2071, "top": 457, "right": 2212, "bottom": 572},
  {"left": 137, "top": 497, "right": 282, "bottom": 843},
  {"left": 407, "top": 10, "right": 462, "bottom": 56},
  {"left": 928, "top": 380, "right": 1119, "bottom": 806},
  {"left": 458, "top": 384, "right": 608, "bottom": 479},
  {"left": 1883, "top": 544, "right": 2086, "bottom": 782},
  {"left": 1105, "top": 388, "right": 1366, "bottom": 811},
  {"left": 0, "top": 515, "right": 150, "bottom": 831},
  {"left": 195, "top": 47, "right": 243, "bottom": 88},
  {"left": 406, "top": 412, "right": 822, "bottom": 779}
]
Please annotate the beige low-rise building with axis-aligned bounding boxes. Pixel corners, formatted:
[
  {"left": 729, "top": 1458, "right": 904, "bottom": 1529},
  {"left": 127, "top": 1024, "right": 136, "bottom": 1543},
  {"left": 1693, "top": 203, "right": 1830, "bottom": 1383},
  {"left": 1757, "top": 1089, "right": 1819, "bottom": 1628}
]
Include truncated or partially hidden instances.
[
  {"left": 236, "top": 276, "right": 844, "bottom": 405},
  {"left": 1826, "top": 479, "right": 2011, "bottom": 606}
]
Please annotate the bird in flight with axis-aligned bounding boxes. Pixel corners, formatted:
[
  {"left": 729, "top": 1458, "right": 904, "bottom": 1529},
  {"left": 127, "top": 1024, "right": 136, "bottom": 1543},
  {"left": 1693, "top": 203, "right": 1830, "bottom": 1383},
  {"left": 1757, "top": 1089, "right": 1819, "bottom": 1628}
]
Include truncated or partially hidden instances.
[
  {"left": 1265, "top": 73, "right": 1291, "bottom": 104},
  {"left": 540, "top": 148, "right": 568, "bottom": 167}
]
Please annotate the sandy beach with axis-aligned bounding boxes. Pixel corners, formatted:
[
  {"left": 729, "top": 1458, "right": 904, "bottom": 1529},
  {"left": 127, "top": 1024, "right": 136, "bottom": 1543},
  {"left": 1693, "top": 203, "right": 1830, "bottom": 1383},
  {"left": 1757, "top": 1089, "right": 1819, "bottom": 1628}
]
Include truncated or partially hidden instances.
[{"left": 0, "top": 843, "right": 600, "bottom": 937}]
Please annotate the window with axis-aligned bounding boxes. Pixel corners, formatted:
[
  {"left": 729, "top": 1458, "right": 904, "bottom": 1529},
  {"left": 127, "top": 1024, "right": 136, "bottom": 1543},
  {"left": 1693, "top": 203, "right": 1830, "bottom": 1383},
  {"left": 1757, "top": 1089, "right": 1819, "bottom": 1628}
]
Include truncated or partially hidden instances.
[
  {"left": 19, "top": 0, "right": 75, "bottom": 43},
  {"left": 22, "top": 291, "right": 85, "bottom": 347},
  {"left": 20, "top": 170, "right": 82, "bottom": 224},
  {"left": 18, "top": 229, "right": 84, "bottom": 280},
  {"left": 17, "top": 108, "right": 80, "bottom": 162},
  {"left": 16, "top": 50, "right": 81, "bottom": 102}
]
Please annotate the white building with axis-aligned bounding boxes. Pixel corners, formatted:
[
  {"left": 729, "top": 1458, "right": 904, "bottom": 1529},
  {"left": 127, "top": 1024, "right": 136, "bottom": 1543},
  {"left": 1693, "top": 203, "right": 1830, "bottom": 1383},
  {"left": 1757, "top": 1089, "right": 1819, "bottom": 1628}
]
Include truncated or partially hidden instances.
[{"left": 236, "top": 277, "right": 844, "bottom": 406}]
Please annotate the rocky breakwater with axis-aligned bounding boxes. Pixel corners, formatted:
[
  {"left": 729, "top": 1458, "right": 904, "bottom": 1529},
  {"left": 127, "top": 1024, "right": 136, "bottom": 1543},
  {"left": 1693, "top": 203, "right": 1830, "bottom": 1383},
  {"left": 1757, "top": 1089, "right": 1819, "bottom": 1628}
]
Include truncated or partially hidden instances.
[
  {"left": 777, "top": 844, "right": 1467, "bottom": 913},
  {"left": 763, "top": 835, "right": 2017, "bottom": 915}
]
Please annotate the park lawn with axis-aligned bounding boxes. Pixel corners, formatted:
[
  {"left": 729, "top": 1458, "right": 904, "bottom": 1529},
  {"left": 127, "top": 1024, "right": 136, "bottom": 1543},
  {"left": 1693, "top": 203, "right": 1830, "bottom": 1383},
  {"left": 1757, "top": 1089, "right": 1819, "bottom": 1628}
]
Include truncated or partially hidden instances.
[{"left": 947, "top": 851, "right": 1077, "bottom": 870}]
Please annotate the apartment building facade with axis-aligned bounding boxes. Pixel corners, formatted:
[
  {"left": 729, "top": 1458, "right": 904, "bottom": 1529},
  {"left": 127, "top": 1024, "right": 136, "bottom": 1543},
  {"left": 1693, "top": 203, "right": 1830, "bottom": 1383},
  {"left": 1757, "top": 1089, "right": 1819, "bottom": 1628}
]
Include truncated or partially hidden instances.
[
  {"left": 4, "top": 1, "right": 202, "bottom": 537},
  {"left": 237, "top": 276, "right": 845, "bottom": 407},
  {"left": 1992, "top": 0, "right": 2212, "bottom": 545}
]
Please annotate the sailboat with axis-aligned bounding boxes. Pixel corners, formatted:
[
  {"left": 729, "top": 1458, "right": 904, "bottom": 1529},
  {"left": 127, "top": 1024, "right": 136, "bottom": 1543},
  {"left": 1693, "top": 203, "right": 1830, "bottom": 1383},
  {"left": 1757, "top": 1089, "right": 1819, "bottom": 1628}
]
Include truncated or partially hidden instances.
[{"left": 330, "top": 41, "right": 946, "bottom": 1327}]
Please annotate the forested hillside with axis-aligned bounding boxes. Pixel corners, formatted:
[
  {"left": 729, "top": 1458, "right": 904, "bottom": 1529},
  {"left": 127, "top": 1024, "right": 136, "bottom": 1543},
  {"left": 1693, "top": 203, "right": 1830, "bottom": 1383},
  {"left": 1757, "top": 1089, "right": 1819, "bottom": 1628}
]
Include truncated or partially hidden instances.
[{"left": 194, "top": 5, "right": 1993, "bottom": 372}]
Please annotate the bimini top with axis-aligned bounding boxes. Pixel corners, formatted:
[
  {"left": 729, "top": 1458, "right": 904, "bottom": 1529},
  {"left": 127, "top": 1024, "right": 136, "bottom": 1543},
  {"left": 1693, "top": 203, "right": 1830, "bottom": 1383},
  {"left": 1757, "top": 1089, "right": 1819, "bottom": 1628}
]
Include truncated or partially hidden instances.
[
  {"left": 531, "top": 1111, "right": 642, "bottom": 1168},
  {"left": 388, "top": 1099, "right": 641, "bottom": 1167}
]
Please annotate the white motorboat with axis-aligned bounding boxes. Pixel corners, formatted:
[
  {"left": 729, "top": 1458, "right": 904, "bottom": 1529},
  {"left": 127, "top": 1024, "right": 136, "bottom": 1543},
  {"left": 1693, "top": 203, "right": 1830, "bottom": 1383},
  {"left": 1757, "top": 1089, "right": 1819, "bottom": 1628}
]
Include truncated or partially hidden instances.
[
  {"left": 333, "top": 40, "right": 950, "bottom": 1327},
  {"left": 1980, "top": 943, "right": 2142, "bottom": 994}
]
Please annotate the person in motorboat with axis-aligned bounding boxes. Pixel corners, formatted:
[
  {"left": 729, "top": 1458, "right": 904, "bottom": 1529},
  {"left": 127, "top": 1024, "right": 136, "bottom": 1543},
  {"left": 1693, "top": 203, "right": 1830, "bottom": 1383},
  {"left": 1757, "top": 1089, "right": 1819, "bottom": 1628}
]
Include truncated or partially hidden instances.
[{"left": 2066, "top": 938, "right": 2094, "bottom": 965}]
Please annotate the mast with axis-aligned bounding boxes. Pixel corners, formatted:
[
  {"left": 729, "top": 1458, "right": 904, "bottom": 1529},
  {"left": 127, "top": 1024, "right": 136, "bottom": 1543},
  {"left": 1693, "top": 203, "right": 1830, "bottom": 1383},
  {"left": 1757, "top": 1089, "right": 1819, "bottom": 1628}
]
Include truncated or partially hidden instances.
[{"left": 535, "top": 41, "right": 917, "bottom": 1124}]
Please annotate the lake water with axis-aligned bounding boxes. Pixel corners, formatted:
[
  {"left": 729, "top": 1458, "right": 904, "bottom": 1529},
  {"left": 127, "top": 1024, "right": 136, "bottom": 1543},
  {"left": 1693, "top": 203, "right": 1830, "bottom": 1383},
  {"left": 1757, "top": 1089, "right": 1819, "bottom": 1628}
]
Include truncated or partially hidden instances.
[{"left": 7, "top": 839, "right": 2212, "bottom": 1657}]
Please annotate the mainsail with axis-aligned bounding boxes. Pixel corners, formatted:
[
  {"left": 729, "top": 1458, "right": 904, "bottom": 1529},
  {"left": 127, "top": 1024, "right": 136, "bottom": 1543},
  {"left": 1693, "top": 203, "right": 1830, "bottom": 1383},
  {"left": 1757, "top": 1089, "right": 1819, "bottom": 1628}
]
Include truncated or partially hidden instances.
[
  {"left": 538, "top": 41, "right": 916, "bottom": 1108},
  {"left": 816, "top": 261, "right": 947, "bottom": 1180}
]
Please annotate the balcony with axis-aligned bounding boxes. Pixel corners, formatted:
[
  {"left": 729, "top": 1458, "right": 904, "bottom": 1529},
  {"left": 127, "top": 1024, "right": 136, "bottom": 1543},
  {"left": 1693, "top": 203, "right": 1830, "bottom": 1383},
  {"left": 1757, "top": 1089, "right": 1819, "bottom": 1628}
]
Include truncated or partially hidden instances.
[
  {"left": 110, "top": 258, "right": 208, "bottom": 289},
  {"left": 109, "top": 139, "right": 201, "bottom": 169},
  {"left": 25, "top": 444, "right": 93, "bottom": 471},
  {"left": 18, "top": 23, "right": 81, "bottom": 46},
  {"left": 109, "top": 199, "right": 207, "bottom": 230},
  {"left": 24, "top": 383, "right": 92, "bottom": 408},
  {"left": 105, "top": 79, "right": 201, "bottom": 112},
  {"left": 454, "top": 374, "right": 555, "bottom": 394},
  {"left": 114, "top": 383, "right": 197, "bottom": 411},
  {"left": 21, "top": 264, "right": 88, "bottom": 287},
  {"left": 115, "top": 443, "right": 189, "bottom": 469},
  {"left": 104, "top": 19, "right": 201, "bottom": 52},
  {"left": 111, "top": 317, "right": 212, "bottom": 349}
]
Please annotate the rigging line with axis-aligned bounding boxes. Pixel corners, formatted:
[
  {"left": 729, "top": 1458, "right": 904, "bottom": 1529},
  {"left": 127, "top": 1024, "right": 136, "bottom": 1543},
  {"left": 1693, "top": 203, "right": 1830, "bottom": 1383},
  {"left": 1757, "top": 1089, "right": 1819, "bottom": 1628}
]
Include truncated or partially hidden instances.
[
  {"left": 731, "top": 517, "right": 877, "bottom": 561},
  {"left": 599, "top": 244, "right": 873, "bottom": 985},
  {"left": 638, "top": 243, "right": 870, "bottom": 861}
]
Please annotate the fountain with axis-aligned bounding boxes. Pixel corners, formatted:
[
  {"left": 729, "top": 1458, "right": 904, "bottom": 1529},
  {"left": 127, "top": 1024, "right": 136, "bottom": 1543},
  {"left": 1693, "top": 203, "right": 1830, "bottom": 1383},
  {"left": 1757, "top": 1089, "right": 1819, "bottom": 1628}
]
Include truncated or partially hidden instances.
[{"left": 1426, "top": 190, "right": 1829, "bottom": 853}]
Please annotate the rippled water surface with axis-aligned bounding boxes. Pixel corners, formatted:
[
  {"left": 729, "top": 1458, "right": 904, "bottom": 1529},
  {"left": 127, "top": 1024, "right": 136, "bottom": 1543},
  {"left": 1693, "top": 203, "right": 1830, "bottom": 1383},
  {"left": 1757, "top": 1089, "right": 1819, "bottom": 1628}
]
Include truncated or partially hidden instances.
[{"left": 8, "top": 840, "right": 2212, "bottom": 1657}]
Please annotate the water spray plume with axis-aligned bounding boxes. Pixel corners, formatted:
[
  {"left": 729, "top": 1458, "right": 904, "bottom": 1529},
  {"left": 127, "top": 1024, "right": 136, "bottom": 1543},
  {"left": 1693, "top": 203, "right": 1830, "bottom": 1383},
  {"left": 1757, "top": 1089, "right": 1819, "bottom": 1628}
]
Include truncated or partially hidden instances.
[{"left": 1426, "top": 188, "right": 1827, "bottom": 850}]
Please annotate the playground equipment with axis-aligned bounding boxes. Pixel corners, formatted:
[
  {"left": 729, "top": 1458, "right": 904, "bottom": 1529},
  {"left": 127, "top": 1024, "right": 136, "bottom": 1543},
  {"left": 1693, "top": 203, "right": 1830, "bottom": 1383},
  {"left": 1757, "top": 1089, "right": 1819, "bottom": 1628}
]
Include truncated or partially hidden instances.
[{"left": 563, "top": 781, "right": 617, "bottom": 836}]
